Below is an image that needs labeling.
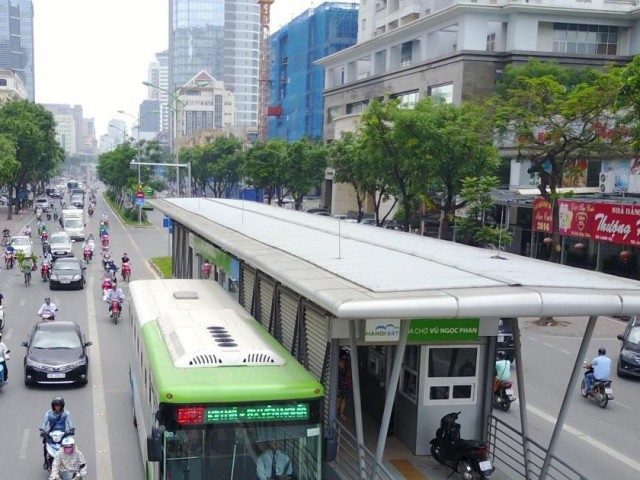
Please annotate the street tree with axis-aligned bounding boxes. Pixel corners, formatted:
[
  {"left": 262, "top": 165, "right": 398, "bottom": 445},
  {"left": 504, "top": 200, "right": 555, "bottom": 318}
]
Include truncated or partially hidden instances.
[
  {"left": 282, "top": 139, "right": 328, "bottom": 210},
  {"left": 495, "top": 63, "right": 627, "bottom": 261},
  {"left": 97, "top": 142, "right": 138, "bottom": 206},
  {"left": 203, "top": 136, "right": 243, "bottom": 198},
  {"left": 0, "top": 100, "right": 64, "bottom": 218},
  {"left": 0, "top": 135, "right": 19, "bottom": 216},
  {"left": 243, "top": 139, "right": 287, "bottom": 204},
  {"left": 455, "top": 176, "right": 512, "bottom": 249},
  {"left": 329, "top": 132, "right": 367, "bottom": 221}
]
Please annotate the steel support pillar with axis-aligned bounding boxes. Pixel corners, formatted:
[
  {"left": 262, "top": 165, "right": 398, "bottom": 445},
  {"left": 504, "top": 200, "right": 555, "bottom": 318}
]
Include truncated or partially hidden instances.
[
  {"left": 540, "top": 316, "right": 598, "bottom": 479},
  {"left": 481, "top": 334, "right": 497, "bottom": 441},
  {"left": 327, "top": 339, "right": 340, "bottom": 428},
  {"left": 513, "top": 319, "right": 532, "bottom": 479},
  {"left": 371, "top": 319, "right": 410, "bottom": 479},
  {"left": 348, "top": 320, "right": 367, "bottom": 479}
]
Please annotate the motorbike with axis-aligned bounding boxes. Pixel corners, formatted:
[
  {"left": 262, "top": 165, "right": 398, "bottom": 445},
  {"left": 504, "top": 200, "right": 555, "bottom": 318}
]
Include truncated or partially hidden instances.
[
  {"left": 39, "top": 312, "right": 56, "bottom": 322},
  {"left": 430, "top": 412, "right": 494, "bottom": 480},
  {"left": 493, "top": 381, "right": 516, "bottom": 411},
  {"left": 53, "top": 211, "right": 59, "bottom": 221},
  {"left": 110, "top": 299, "right": 121, "bottom": 324},
  {"left": 121, "top": 262, "right": 131, "bottom": 282},
  {"left": 83, "top": 248, "right": 91, "bottom": 264},
  {"left": 57, "top": 462, "right": 87, "bottom": 480},
  {"left": 5, "top": 252, "right": 13, "bottom": 269},
  {"left": 88, "top": 207, "right": 94, "bottom": 217},
  {"left": 581, "top": 367, "right": 614, "bottom": 408},
  {"left": 0, "top": 350, "right": 9, "bottom": 388},
  {"left": 41, "top": 231, "right": 49, "bottom": 243},
  {"left": 46, "top": 212, "right": 52, "bottom": 221},
  {"left": 41, "top": 263, "right": 51, "bottom": 281},
  {"left": 1, "top": 231, "right": 9, "bottom": 246},
  {"left": 0, "top": 305, "right": 5, "bottom": 330},
  {"left": 43, "top": 430, "right": 69, "bottom": 471}
]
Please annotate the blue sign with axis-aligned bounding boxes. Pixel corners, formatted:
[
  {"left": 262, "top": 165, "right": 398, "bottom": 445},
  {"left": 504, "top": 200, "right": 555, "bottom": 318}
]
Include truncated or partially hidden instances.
[
  {"left": 162, "top": 217, "right": 173, "bottom": 229},
  {"left": 135, "top": 198, "right": 145, "bottom": 207}
]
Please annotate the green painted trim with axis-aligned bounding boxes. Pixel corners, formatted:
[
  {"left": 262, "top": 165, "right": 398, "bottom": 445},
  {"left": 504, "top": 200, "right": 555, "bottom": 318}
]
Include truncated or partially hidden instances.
[
  {"left": 190, "top": 234, "right": 232, "bottom": 272},
  {"left": 408, "top": 318, "right": 480, "bottom": 341}
]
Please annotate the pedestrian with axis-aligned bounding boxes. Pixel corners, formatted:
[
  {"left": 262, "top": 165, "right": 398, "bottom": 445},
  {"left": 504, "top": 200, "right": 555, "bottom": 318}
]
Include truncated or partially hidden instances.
[{"left": 337, "top": 351, "right": 351, "bottom": 421}]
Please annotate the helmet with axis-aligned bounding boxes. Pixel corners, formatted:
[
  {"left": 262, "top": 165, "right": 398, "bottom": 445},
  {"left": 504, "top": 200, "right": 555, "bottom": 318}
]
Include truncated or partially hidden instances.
[
  {"left": 45, "top": 297, "right": 51, "bottom": 302},
  {"left": 61, "top": 437, "right": 75, "bottom": 447},
  {"left": 497, "top": 351, "right": 506, "bottom": 360},
  {"left": 598, "top": 347, "right": 606, "bottom": 355},
  {"left": 51, "top": 396, "right": 65, "bottom": 410}
]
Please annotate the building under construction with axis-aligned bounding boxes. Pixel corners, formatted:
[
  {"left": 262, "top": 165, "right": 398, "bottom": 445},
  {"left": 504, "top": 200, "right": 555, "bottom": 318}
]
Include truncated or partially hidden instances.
[{"left": 268, "top": 2, "right": 358, "bottom": 141}]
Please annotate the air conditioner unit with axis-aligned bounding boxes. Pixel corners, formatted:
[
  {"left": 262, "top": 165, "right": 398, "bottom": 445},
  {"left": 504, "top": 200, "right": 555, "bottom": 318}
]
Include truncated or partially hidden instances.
[{"left": 599, "top": 172, "right": 615, "bottom": 194}]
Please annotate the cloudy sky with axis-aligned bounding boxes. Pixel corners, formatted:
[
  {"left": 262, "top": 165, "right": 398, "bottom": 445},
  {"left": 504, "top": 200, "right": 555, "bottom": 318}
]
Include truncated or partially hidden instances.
[{"left": 31, "top": 1, "right": 347, "bottom": 138}]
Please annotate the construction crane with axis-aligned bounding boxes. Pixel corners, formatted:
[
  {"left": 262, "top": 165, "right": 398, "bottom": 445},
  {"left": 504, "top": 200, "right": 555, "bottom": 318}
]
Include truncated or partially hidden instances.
[{"left": 257, "top": 0, "right": 275, "bottom": 141}]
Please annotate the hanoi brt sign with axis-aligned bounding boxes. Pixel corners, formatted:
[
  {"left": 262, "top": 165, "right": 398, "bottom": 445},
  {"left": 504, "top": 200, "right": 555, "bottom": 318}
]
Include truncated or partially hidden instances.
[{"left": 365, "top": 318, "right": 479, "bottom": 342}]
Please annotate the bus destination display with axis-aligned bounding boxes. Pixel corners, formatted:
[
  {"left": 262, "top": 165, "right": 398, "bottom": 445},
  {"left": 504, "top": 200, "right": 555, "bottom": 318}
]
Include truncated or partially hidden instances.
[{"left": 206, "top": 403, "right": 309, "bottom": 424}]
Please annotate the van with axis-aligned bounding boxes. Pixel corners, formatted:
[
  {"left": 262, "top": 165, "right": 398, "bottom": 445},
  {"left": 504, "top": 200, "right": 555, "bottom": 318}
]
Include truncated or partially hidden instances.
[
  {"left": 62, "top": 209, "right": 85, "bottom": 240},
  {"left": 71, "top": 194, "right": 84, "bottom": 208}
]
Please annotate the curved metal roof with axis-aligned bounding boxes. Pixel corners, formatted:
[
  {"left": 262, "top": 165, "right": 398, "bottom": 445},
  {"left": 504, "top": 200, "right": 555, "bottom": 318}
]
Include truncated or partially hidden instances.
[{"left": 152, "top": 198, "right": 640, "bottom": 319}]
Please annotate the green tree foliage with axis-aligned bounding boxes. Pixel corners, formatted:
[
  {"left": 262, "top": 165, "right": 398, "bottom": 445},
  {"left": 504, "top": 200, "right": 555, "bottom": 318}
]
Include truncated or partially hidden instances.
[
  {"left": 0, "top": 100, "right": 64, "bottom": 218},
  {"left": 455, "top": 176, "right": 512, "bottom": 249},
  {"left": 329, "top": 132, "right": 369, "bottom": 221},
  {"left": 242, "top": 139, "right": 287, "bottom": 204},
  {"left": 618, "top": 55, "right": 640, "bottom": 151},
  {"left": 282, "top": 138, "right": 328, "bottom": 210},
  {"left": 495, "top": 62, "right": 626, "bottom": 260},
  {"left": 97, "top": 143, "right": 138, "bottom": 201},
  {"left": 0, "top": 134, "right": 19, "bottom": 192},
  {"left": 204, "top": 137, "right": 243, "bottom": 198}
]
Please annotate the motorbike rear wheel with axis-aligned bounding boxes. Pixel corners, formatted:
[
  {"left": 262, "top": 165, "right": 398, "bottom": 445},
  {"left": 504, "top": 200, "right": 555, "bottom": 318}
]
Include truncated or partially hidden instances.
[
  {"left": 596, "top": 386, "right": 608, "bottom": 408},
  {"left": 580, "top": 379, "right": 588, "bottom": 398}
]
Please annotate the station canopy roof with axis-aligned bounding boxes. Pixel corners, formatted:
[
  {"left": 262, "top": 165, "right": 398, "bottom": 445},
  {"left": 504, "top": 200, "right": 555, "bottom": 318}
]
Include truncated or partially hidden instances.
[{"left": 153, "top": 198, "right": 640, "bottom": 320}]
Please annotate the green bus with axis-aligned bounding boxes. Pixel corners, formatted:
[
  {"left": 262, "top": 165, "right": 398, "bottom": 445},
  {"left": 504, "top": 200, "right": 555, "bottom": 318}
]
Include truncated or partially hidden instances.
[{"left": 129, "top": 279, "right": 324, "bottom": 480}]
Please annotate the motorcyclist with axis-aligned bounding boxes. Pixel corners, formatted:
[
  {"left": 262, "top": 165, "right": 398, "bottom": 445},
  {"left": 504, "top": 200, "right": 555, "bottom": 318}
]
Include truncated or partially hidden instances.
[
  {"left": 20, "top": 255, "right": 35, "bottom": 285},
  {"left": 23, "top": 225, "right": 32, "bottom": 238},
  {"left": 105, "top": 259, "right": 118, "bottom": 279},
  {"left": 101, "top": 275, "right": 116, "bottom": 299},
  {"left": 53, "top": 207, "right": 59, "bottom": 221},
  {"left": 584, "top": 347, "right": 612, "bottom": 391},
  {"left": 5, "top": 243, "right": 15, "bottom": 268},
  {"left": 37, "top": 220, "right": 45, "bottom": 236},
  {"left": 49, "top": 437, "right": 87, "bottom": 480},
  {"left": 101, "top": 250, "right": 112, "bottom": 269},
  {"left": 40, "top": 396, "right": 75, "bottom": 469},
  {"left": 121, "top": 252, "right": 130, "bottom": 264},
  {"left": 36, "top": 206, "right": 43, "bottom": 220},
  {"left": 38, "top": 297, "right": 58, "bottom": 321},
  {"left": 42, "top": 238, "right": 52, "bottom": 257},
  {"left": 106, "top": 287, "right": 125, "bottom": 314},
  {"left": 0, "top": 332, "right": 9, "bottom": 381},
  {"left": 2, "top": 227, "right": 10, "bottom": 245}
]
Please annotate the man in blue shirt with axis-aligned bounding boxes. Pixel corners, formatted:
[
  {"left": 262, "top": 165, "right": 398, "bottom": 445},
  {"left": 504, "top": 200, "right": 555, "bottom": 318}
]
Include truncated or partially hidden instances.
[
  {"left": 256, "top": 441, "right": 293, "bottom": 480},
  {"left": 584, "top": 347, "right": 612, "bottom": 391}
]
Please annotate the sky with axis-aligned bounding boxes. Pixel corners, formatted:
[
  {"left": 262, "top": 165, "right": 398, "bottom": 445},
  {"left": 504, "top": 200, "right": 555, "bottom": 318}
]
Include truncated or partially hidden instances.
[{"left": 31, "top": 1, "right": 349, "bottom": 139}]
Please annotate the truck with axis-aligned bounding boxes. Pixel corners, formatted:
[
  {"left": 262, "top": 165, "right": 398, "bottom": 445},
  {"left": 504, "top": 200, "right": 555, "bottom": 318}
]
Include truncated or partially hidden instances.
[{"left": 61, "top": 209, "right": 85, "bottom": 240}]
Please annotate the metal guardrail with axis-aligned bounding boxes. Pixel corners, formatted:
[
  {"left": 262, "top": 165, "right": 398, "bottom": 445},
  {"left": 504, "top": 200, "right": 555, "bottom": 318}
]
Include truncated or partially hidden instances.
[
  {"left": 330, "top": 421, "right": 396, "bottom": 480},
  {"left": 487, "top": 414, "right": 590, "bottom": 480}
]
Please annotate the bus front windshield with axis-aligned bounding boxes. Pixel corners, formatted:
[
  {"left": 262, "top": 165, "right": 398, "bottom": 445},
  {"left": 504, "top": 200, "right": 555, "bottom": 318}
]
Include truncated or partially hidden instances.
[{"left": 161, "top": 413, "right": 322, "bottom": 479}]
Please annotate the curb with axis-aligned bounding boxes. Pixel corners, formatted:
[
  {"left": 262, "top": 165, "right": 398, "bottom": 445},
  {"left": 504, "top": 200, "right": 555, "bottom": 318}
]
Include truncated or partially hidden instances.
[{"left": 148, "top": 260, "right": 165, "bottom": 279}]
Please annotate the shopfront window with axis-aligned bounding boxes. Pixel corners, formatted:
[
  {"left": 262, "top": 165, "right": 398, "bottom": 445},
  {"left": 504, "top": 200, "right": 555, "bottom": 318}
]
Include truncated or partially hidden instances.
[
  {"left": 426, "top": 347, "right": 478, "bottom": 404},
  {"left": 400, "top": 345, "right": 419, "bottom": 401}
]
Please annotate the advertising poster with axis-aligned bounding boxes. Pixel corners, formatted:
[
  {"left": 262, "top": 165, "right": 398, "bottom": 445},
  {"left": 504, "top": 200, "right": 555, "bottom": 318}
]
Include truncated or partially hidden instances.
[
  {"left": 628, "top": 158, "right": 640, "bottom": 194},
  {"left": 602, "top": 159, "right": 630, "bottom": 193}
]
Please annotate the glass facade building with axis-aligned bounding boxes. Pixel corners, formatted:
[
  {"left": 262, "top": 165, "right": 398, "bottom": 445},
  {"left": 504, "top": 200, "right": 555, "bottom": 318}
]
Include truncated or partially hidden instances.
[
  {"left": 268, "top": 3, "right": 358, "bottom": 141},
  {"left": 169, "top": 0, "right": 259, "bottom": 127},
  {"left": 0, "top": 0, "right": 34, "bottom": 100}
]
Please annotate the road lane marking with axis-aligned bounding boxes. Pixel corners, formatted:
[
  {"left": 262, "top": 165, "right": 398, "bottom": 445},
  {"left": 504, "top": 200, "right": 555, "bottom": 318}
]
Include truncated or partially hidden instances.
[
  {"left": 616, "top": 401, "right": 632, "bottom": 411},
  {"left": 528, "top": 336, "right": 539, "bottom": 342},
  {"left": 19, "top": 428, "right": 29, "bottom": 459},
  {"left": 527, "top": 404, "right": 640, "bottom": 473},
  {"left": 560, "top": 349, "right": 572, "bottom": 355},
  {"left": 543, "top": 342, "right": 554, "bottom": 348},
  {"left": 19, "top": 299, "right": 25, "bottom": 307},
  {"left": 86, "top": 276, "right": 113, "bottom": 480}
]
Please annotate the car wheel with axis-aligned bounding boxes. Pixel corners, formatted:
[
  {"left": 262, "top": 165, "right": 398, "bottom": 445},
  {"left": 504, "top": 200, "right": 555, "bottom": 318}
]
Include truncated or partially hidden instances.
[{"left": 616, "top": 363, "right": 626, "bottom": 378}]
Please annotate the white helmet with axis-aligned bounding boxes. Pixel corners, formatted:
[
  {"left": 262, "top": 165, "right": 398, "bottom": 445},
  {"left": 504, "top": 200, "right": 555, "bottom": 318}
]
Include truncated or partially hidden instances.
[{"left": 61, "top": 436, "right": 75, "bottom": 447}]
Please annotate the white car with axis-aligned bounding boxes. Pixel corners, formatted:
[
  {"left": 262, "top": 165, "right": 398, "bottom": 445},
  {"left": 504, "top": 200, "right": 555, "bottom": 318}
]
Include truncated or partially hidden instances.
[{"left": 10, "top": 235, "right": 33, "bottom": 257}]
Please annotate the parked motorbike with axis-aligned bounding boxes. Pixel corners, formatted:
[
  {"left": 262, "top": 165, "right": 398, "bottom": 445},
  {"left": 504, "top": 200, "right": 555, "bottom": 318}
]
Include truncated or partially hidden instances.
[
  {"left": 41, "top": 263, "right": 51, "bottom": 281},
  {"left": 121, "top": 262, "right": 131, "bottom": 282},
  {"left": 430, "top": 412, "right": 493, "bottom": 479},
  {"left": 493, "top": 381, "right": 516, "bottom": 411},
  {"left": 581, "top": 367, "right": 614, "bottom": 408},
  {"left": 0, "top": 350, "right": 10, "bottom": 388},
  {"left": 110, "top": 300, "right": 121, "bottom": 324}
]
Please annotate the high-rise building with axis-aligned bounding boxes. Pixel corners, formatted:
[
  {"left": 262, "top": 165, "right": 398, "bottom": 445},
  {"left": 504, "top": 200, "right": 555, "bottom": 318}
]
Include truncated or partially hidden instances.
[
  {"left": 0, "top": 0, "right": 35, "bottom": 100},
  {"left": 42, "top": 104, "right": 85, "bottom": 154},
  {"left": 139, "top": 99, "right": 161, "bottom": 133},
  {"left": 269, "top": 2, "right": 358, "bottom": 141},
  {"left": 148, "top": 50, "right": 170, "bottom": 136},
  {"left": 0, "top": 69, "right": 27, "bottom": 102},
  {"left": 169, "top": 0, "right": 259, "bottom": 127}
]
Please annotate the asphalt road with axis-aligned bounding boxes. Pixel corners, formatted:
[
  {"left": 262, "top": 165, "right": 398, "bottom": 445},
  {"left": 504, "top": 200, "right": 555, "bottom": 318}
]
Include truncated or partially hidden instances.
[
  {"left": 0, "top": 195, "right": 167, "bottom": 479},
  {"left": 494, "top": 316, "right": 640, "bottom": 479}
]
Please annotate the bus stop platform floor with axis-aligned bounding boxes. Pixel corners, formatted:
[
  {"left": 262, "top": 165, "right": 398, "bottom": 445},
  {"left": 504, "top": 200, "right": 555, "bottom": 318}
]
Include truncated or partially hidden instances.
[{"left": 342, "top": 410, "right": 512, "bottom": 480}]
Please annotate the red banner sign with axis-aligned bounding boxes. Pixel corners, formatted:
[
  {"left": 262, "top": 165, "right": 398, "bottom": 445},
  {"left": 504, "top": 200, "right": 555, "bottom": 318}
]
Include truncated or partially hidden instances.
[{"left": 532, "top": 197, "right": 640, "bottom": 247}]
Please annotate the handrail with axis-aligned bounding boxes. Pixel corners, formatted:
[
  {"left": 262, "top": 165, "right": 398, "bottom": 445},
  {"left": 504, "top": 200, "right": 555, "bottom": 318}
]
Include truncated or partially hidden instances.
[
  {"left": 331, "top": 420, "right": 396, "bottom": 480},
  {"left": 487, "top": 414, "right": 590, "bottom": 480}
]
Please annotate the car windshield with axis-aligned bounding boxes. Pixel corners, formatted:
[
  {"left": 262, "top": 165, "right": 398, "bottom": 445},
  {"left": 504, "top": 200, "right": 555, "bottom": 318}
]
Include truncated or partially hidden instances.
[
  {"left": 54, "top": 263, "right": 79, "bottom": 272},
  {"left": 50, "top": 235, "right": 69, "bottom": 245},
  {"left": 32, "top": 329, "right": 82, "bottom": 349},
  {"left": 65, "top": 219, "right": 82, "bottom": 228},
  {"left": 11, "top": 237, "right": 28, "bottom": 245},
  {"left": 628, "top": 326, "right": 640, "bottom": 345}
]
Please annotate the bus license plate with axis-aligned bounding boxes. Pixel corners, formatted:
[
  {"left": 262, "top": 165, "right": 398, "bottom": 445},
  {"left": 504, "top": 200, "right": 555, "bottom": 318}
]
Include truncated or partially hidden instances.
[
  {"left": 47, "top": 373, "right": 65, "bottom": 379},
  {"left": 479, "top": 460, "right": 492, "bottom": 471}
]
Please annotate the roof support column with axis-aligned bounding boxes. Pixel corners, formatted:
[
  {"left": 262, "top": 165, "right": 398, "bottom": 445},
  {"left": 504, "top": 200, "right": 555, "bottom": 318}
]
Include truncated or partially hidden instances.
[
  {"left": 371, "top": 319, "right": 410, "bottom": 479},
  {"left": 513, "top": 318, "right": 532, "bottom": 479},
  {"left": 540, "top": 315, "right": 598, "bottom": 479},
  {"left": 348, "top": 320, "right": 367, "bottom": 479}
]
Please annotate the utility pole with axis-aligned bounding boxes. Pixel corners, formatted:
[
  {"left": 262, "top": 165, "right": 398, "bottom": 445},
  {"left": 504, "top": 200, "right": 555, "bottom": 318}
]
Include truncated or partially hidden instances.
[{"left": 257, "top": 0, "right": 275, "bottom": 140}]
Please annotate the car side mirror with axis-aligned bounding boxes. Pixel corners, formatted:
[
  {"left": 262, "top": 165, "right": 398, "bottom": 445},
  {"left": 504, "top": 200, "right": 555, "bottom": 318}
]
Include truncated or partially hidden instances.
[
  {"left": 617, "top": 334, "right": 624, "bottom": 341},
  {"left": 85, "top": 341, "right": 92, "bottom": 347},
  {"left": 21, "top": 341, "right": 28, "bottom": 347},
  {"left": 147, "top": 426, "right": 165, "bottom": 462}
]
